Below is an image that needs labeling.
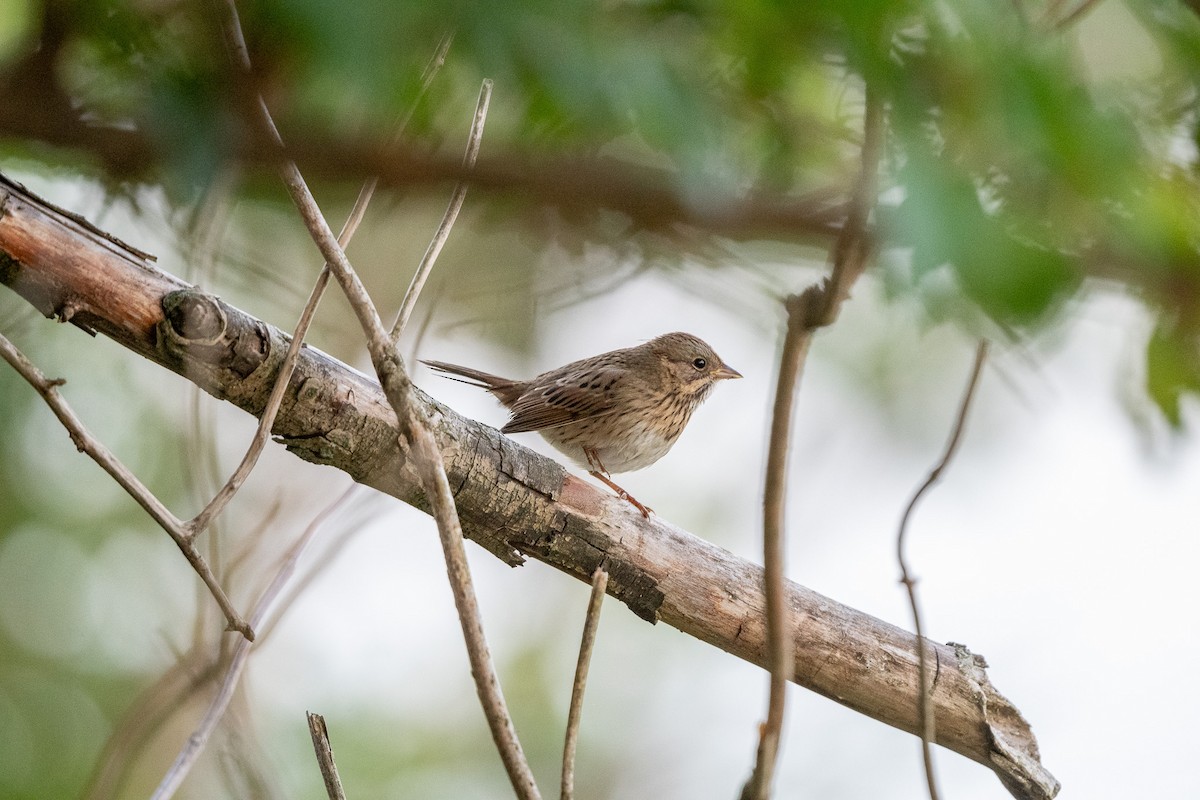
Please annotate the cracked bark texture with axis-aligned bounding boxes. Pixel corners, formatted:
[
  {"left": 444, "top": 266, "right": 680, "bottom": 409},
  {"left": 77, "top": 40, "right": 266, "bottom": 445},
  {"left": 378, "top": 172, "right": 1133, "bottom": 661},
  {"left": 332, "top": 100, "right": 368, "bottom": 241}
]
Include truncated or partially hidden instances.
[{"left": 0, "top": 173, "right": 1059, "bottom": 800}]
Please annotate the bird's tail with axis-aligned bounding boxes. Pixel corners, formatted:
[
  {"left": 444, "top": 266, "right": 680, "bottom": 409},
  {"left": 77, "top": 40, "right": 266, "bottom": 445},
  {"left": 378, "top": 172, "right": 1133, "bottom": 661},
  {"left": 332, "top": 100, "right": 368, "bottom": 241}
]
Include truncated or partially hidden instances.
[{"left": 421, "top": 360, "right": 524, "bottom": 405}]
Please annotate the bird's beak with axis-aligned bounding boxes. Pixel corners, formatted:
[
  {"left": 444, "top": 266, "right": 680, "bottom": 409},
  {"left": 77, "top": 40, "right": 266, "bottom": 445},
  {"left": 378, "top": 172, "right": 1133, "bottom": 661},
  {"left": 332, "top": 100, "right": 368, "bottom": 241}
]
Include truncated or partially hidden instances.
[{"left": 714, "top": 362, "right": 742, "bottom": 380}]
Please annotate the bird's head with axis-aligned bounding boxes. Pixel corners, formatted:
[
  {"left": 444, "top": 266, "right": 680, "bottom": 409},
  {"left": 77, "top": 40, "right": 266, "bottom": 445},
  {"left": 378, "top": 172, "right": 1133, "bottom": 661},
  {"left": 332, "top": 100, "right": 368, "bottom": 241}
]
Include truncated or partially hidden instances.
[{"left": 648, "top": 332, "right": 742, "bottom": 398}]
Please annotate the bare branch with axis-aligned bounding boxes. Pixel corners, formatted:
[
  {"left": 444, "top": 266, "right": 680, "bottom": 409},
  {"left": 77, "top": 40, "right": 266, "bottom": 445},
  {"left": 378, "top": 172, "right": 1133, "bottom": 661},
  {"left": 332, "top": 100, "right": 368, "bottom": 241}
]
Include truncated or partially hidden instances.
[
  {"left": 742, "top": 83, "right": 886, "bottom": 800},
  {"left": 740, "top": 302, "right": 810, "bottom": 800},
  {"left": 897, "top": 340, "right": 990, "bottom": 800},
  {"left": 391, "top": 78, "right": 493, "bottom": 341},
  {"left": 188, "top": 31, "right": 453, "bottom": 536},
  {"left": 411, "top": 427, "right": 542, "bottom": 799},
  {"left": 82, "top": 644, "right": 222, "bottom": 800},
  {"left": 0, "top": 332, "right": 253, "bottom": 639},
  {"left": 217, "top": 6, "right": 540, "bottom": 796},
  {"left": 308, "top": 712, "right": 348, "bottom": 800},
  {"left": 150, "top": 436, "right": 343, "bottom": 800},
  {"left": 812, "top": 85, "right": 885, "bottom": 329},
  {"left": 561, "top": 567, "right": 609, "bottom": 800}
]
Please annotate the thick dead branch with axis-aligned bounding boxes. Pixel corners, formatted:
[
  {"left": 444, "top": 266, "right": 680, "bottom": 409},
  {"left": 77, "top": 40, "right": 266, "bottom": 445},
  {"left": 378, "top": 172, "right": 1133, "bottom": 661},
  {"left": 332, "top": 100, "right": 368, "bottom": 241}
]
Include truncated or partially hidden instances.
[{"left": 0, "top": 173, "right": 1059, "bottom": 800}]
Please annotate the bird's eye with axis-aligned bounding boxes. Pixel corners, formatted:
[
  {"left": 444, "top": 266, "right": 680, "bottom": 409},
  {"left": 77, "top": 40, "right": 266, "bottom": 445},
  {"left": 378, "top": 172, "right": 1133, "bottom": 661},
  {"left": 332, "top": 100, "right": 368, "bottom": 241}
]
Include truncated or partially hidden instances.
[{"left": 692, "top": 357, "right": 707, "bottom": 370}]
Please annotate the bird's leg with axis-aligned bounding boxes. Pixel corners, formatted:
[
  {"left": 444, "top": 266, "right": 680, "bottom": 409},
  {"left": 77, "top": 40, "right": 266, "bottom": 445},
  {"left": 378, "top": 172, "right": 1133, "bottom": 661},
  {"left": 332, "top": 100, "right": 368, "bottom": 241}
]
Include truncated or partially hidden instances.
[
  {"left": 584, "top": 447, "right": 653, "bottom": 518},
  {"left": 589, "top": 471, "right": 653, "bottom": 518}
]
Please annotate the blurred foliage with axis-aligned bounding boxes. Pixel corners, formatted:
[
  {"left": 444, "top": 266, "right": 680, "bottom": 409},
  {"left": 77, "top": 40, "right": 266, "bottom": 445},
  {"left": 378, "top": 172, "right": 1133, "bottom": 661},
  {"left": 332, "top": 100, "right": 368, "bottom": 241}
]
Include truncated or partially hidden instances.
[
  {"left": 1, "top": 0, "right": 1198, "bottom": 419},
  {"left": 1147, "top": 314, "right": 1200, "bottom": 426},
  {"left": 4, "top": 1, "right": 1200, "bottom": 797}
]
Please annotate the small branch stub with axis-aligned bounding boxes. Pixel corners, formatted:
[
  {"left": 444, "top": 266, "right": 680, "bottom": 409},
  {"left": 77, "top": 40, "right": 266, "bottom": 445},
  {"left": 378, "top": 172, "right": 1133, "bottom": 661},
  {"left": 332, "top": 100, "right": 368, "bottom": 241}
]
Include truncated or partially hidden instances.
[
  {"left": 308, "top": 712, "right": 347, "bottom": 800},
  {"left": 159, "top": 289, "right": 270, "bottom": 380}
]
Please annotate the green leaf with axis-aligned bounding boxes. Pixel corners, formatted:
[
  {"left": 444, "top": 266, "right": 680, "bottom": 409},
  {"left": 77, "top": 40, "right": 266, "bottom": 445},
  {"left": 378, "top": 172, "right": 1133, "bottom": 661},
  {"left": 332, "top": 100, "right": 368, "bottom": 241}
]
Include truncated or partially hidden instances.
[
  {"left": 889, "top": 143, "right": 1080, "bottom": 327},
  {"left": 1146, "top": 317, "right": 1200, "bottom": 428}
]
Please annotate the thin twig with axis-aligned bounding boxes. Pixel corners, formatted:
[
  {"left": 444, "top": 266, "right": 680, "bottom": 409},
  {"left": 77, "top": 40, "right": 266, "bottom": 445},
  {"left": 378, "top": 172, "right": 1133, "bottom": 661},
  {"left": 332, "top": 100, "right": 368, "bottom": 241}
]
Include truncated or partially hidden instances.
[
  {"left": 0, "top": 332, "right": 253, "bottom": 639},
  {"left": 897, "top": 339, "right": 989, "bottom": 800},
  {"left": 308, "top": 712, "right": 348, "bottom": 800},
  {"left": 741, "top": 306, "right": 811, "bottom": 800},
  {"left": 741, "top": 84, "right": 886, "bottom": 800},
  {"left": 183, "top": 34, "right": 451, "bottom": 540},
  {"left": 219, "top": 2, "right": 389, "bottom": 355},
  {"left": 814, "top": 86, "right": 886, "bottom": 328},
  {"left": 81, "top": 644, "right": 221, "bottom": 800},
  {"left": 560, "top": 567, "right": 608, "bottom": 800},
  {"left": 197, "top": 26, "right": 451, "bottom": 502},
  {"left": 410, "top": 427, "right": 542, "bottom": 800},
  {"left": 218, "top": 6, "right": 539, "bottom": 797},
  {"left": 255, "top": 484, "right": 368, "bottom": 643},
  {"left": 150, "top": 454, "right": 343, "bottom": 800},
  {"left": 391, "top": 78, "right": 492, "bottom": 341}
]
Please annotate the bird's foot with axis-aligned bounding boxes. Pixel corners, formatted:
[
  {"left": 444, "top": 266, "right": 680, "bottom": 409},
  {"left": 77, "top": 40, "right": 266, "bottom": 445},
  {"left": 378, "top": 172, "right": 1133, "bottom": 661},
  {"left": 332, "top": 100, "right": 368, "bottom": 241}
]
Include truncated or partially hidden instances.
[{"left": 588, "top": 470, "right": 653, "bottom": 518}]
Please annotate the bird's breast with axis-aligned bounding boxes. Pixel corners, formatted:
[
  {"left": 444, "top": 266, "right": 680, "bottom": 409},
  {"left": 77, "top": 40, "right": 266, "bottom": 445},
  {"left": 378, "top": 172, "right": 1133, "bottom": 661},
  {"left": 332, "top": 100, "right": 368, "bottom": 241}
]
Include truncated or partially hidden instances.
[{"left": 539, "top": 401, "right": 693, "bottom": 474}]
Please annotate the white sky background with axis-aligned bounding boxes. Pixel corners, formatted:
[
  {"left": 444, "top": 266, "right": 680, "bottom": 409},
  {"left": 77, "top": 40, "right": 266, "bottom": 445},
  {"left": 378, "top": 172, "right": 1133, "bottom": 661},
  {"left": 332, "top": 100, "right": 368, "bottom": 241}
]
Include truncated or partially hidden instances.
[{"left": 3, "top": 167, "right": 1198, "bottom": 800}]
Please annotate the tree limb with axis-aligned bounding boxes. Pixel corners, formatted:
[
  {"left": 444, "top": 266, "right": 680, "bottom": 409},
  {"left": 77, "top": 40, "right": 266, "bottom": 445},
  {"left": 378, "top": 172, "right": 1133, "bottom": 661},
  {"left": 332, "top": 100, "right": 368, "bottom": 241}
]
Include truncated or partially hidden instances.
[{"left": 0, "top": 173, "right": 1059, "bottom": 800}]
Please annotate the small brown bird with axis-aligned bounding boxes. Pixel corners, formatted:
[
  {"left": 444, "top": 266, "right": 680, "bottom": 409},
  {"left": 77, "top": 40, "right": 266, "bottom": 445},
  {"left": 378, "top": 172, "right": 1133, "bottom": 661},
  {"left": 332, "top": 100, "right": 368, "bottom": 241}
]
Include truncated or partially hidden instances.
[{"left": 423, "top": 332, "right": 741, "bottom": 516}]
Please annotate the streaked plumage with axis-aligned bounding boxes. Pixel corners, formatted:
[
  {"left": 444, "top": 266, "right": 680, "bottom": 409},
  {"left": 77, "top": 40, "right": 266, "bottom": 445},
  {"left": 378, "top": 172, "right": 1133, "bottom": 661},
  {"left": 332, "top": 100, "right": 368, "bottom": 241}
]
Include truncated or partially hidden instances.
[{"left": 423, "top": 332, "right": 741, "bottom": 516}]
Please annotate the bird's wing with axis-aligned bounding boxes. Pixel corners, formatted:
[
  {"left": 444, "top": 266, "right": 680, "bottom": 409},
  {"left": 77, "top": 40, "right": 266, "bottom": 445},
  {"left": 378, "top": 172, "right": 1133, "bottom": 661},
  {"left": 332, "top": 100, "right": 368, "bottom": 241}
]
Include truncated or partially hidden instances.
[{"left": 501, "top": 366, "right": 627, "bottom": 433}]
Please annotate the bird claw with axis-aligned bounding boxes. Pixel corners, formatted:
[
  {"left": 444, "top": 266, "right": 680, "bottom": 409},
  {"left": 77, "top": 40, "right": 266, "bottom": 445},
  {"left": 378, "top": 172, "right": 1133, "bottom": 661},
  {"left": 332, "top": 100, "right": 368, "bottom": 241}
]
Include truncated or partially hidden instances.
[
  {"left": 619, "top": 492, "right": 653, "bottom": 518},
  {"left": 588, "top": 469, "right": 654, "bottom": 518}
]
